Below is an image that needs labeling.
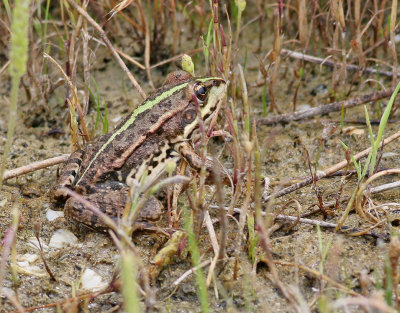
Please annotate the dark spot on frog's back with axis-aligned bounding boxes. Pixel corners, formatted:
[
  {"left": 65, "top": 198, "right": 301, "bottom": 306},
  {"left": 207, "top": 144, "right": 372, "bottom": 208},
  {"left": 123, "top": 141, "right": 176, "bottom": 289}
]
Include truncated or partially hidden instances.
[
  {"left": 163, "top": 99, "right": 172, "bottom": 108},
  {"left": 149, "top": 113, "right": 159, "bottom": 124},
  {"left": 84, "top": 184, "right": 97, "bottom": 194},
  {"left": 112, "top": 206, "right": 118, "bottom": 217},
  {"left": 91, "top": 214, "right": 98, "bottom": 226},
  {"left": 114, "top": 132, "right": 124, "bottom": 142},
  {"left": 126, "top": 132, "right": 137, "bottom": 143}
]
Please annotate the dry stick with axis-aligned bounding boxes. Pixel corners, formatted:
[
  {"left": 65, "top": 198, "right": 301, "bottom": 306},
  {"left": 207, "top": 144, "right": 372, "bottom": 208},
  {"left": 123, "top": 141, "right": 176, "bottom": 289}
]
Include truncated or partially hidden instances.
[
  {"left": 82, "top": 18, "right": 90, "bottom": 115},
  {"left": 356, "top": 169, "right": 400, "bottom": 221},
  {"left": 172, "top": 260, "right": 211, "bottom": 287},
  {"left": 203, "top": 210, "right": 219, "bottom": 255},
  {"left": 219, "top": 207, "right": 387, "bottom": 239},
  {"left": 281, "top": 49, "right": 400, "bottom": 78},
  {"left": 329, "top": 297, "right": 396, "bottom": 313},
  {"left": 205, "top": 210, "right": 220, "bottom": 287},
  {"left": 0, "top": 60, "right": 10, "bottom": 76},
  {"left": 275, "top": 261, "right": 360, "bottom": 297},
  {"left": 369, "top": 180, "right": 400, "bottom": 194},
  {"left": 66, "top": 0, "right": 146, "bottom": 99},
  {"left": 7, "top": 287, "right": 115, "bottom": 313},
  {"left": 257, "top": 87, "right": 395, "bottom": 125},
  {"left": 264, "top": 130, "right": 400, "bottom": 202},
  {"left": 116, "top": 47, "right": 146, "bottom": 70},
  {"left": 3, "top": 154, "right": 69, "bottom": 181},
  {"left": 149, "top": 48, "right": 203, "bottom": 69},
  {"left": 44, "top": 53, "right": 90, "bottom": 143},
  {"left": 140, "top": 2, "right": 154, "bottom": 89}
]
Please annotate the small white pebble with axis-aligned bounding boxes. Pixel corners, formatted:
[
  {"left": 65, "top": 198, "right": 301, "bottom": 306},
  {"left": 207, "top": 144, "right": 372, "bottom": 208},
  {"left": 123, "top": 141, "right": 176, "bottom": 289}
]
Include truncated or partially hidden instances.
[
  {"left": 1, "top": 287, "right": 15, "bottom": 298},
  {"left": 19, "top": 253, "right": 38, "bottom": 263},
  {"left": 16, "top": 263, "right": 47, "bottom": 277},
  {"left": 49, "top": 229, "right": 79, "bottom": 249},
  {"left": 81, "top": 268, "right": 107, "bottom": 291},
  {"left": 17, "top": 261, "right": 29, "bottom": 267},
  {"left": 15, "top": 255, "right": 47, "bottom": 278},
  {"left": 46, "top": 209, "right": 64, "bottom": 222}
]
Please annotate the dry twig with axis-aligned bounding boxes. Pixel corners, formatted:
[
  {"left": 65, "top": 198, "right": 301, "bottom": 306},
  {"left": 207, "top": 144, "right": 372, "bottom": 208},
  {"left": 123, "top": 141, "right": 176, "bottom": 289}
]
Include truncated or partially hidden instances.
[
  {"left": 3, "top": 154, "right": 69, "bottom": 181},
  {"left": 264, "top": 130, "right": 400, "bottom": 201},
  {"left": 220, "top": 207, "right": 388, "bottom": 240},
  {"left": 281, "top": 49, "right": 400, "bottom": 78},
  {"left": 66, "top": 0, "right": 146, "bottom": 99},
  {"left": 257, "top": 88, "right": 394, "bottom": 125}
]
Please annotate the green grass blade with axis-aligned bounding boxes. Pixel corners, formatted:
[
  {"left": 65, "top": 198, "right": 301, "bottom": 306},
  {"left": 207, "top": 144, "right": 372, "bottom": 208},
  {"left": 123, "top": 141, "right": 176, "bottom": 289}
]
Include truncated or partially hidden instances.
[
  {"left": 2, "top": 0, "right": 11, "bottom": 21},
  {"left": 183, "top": 208, "right": 210, "bottom": 313},
  {"left": 363, "top": 105, "right": 377, "bottom": 177},
  {"left": 370, "top": 80, "right": 400, "bottom": 175},
  {"left": 103, "top": 101, "right": 109, "bottom": 134},
  {"left": 262, "top": 84, "right": 267, "bottom": 117},
  {"left": 202, "top": 19, "right": 213, "bottom": 66}
]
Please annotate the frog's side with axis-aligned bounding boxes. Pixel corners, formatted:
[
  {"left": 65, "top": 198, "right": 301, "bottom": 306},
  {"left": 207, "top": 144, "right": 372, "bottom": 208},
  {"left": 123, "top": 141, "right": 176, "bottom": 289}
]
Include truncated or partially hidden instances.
[{"left": 52, "top": 71, "right": 226, "bottom": 230}]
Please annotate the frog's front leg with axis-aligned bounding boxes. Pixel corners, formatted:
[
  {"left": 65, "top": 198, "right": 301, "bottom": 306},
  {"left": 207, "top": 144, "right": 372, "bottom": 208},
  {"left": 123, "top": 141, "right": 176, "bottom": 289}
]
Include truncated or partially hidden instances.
[
  {"left": 174, "top": 141, "right": 218, "bottom": 173},
  {"left": 52, "top": 150, "right": 84, "bottom": 200}
]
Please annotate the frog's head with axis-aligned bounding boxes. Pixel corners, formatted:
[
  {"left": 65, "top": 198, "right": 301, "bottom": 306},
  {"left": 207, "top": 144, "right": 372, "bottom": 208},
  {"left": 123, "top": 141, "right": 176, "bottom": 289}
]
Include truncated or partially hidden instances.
[{"left": 181, "top": 76, "right": 226, "bottom": 140}]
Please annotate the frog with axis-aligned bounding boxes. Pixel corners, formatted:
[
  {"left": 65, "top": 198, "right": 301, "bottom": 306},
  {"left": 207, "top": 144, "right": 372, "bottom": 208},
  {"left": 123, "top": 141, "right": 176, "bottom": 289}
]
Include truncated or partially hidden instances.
[{"left": 52, "top": 71, "right": 226, "bottom": 230}]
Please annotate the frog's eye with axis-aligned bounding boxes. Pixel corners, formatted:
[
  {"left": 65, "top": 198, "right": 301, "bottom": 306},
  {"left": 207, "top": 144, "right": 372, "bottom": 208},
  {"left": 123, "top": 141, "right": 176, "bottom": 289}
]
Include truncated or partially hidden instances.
[
  {"left": 181, "top": 109, "right": 197, "bottom": 127},
  {"left": 194, "top": 83, "right": 208, "bottom": 102}
]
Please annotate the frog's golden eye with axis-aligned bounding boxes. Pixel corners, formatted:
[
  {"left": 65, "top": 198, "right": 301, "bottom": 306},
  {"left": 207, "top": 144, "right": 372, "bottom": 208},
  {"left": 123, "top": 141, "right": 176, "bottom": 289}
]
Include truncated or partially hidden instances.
[
  {"left": 181, "top": 109, "right": 197, "bottom": 127},
  {"left": 194, "top": 83, "right": 207, "bottom": 102}
]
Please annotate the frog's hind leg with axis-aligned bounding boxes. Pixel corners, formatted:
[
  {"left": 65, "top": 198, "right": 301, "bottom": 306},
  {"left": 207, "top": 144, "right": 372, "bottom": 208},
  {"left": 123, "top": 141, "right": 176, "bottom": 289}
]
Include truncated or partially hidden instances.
[
  {"left": 64, "top": 189, "right": 164, "bottom": 230},
  {"left": 52, "top": 150, "right": 84, "bottom": 201},
  {"left": 64, "top": 189, "right": 128, "bottom": 229}
]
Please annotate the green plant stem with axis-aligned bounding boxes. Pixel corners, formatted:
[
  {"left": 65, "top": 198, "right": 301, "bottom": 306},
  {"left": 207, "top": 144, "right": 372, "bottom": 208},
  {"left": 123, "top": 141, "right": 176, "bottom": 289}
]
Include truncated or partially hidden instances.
[
  {"left": 0, "top": 0, "right": 29, "bottom": 187},
  {"left": 0, "top": 78, "right": 19, "bottom": 187},
  {"left": 183, "top": 208, "right": 210, "bottom": 313},
  {"left": 120, "top": 250, "right": 140, "bottom": 313}
]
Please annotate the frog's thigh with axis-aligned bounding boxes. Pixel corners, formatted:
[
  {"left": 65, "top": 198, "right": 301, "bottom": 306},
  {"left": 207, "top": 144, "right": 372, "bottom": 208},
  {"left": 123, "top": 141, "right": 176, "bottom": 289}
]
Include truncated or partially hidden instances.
[{"left": 65, "top": 190, "right": 163, "bottom": 228}]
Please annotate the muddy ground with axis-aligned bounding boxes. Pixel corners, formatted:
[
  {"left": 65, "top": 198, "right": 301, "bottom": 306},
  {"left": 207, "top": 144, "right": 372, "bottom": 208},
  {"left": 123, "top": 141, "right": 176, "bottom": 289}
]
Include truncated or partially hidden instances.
[{"left": 1, "top": 8, "right": 400, "bottom": 313}]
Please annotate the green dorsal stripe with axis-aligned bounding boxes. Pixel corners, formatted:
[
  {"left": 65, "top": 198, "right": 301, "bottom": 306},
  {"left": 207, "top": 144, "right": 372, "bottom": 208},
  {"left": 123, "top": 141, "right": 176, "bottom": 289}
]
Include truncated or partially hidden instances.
[{"left": 76, "top": 81, "right": 190, "bottom": 184}]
